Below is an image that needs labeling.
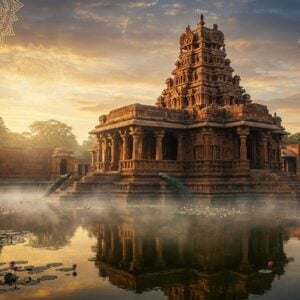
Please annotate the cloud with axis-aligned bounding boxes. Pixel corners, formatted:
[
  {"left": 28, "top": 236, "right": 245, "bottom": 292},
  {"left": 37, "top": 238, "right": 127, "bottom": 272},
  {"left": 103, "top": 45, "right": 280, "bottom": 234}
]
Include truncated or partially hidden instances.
[
  {"left": 162, "top": 3, "right": 183, "bottom": 16},
  {"left": 0, "top": 0, "right": 299, "bottom": 141}
]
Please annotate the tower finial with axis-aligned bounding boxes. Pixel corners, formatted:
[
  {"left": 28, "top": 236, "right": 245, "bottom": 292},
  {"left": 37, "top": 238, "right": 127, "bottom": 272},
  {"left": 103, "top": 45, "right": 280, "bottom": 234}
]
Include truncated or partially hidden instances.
[{"left": 200, "top": 14, "right": 205, "bottom": 26}]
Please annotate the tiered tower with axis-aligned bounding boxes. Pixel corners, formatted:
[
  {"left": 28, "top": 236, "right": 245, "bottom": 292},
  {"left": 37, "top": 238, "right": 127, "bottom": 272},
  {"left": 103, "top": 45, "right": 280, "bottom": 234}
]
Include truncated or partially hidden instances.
[{"left": 156, "top": 15, "right": 251, "bottom": 109}]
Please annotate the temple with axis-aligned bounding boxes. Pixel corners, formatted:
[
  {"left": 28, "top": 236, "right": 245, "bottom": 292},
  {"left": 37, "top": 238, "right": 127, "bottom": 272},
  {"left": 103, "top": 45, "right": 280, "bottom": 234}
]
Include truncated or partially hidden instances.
[{"left": 68, "top": 16, "right": 292, "bottom": 199}]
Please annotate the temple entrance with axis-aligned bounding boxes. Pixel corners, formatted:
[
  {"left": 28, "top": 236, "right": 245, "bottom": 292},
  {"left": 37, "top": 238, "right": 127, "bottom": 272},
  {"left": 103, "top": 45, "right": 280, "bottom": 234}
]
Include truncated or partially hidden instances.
[
  {"left": 163, "top": 133, "right": 177, "bottom": 160},
  {"left": 247, "top": 132, "right": 260, "bottom": 169},
  {"left": 142, "top": 132, "right": 156, "bottom": 160},
  {"left": 283, "top": 157, "right": 297, "bottom": 174},
  {"left": 60, "top": 159, "right": 68, "bottom": 175}
]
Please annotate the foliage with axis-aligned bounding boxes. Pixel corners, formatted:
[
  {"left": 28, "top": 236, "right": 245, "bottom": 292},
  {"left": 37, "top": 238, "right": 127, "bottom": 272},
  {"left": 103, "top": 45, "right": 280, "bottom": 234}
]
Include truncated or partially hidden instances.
[
  {"left": 24, "top": 119, "right": 79, "bottom": 152},
  {"left": 80, "top": 134, "right": 97, "bottom": 159},
  {"left": 0, "top": 118, "right": 92, "bottom": 155},
  {"left": 283, "top": 133, "right": 300, "bottom": 145},
  {"left": 0, "top": 117, "right": 29, "bottom": 148}
]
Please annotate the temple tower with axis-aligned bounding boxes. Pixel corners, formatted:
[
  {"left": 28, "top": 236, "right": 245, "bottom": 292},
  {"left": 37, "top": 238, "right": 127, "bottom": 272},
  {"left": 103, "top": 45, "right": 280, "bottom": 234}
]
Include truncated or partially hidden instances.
[{"left": 156, "top": 15, "right": 251, "bottom": 109}]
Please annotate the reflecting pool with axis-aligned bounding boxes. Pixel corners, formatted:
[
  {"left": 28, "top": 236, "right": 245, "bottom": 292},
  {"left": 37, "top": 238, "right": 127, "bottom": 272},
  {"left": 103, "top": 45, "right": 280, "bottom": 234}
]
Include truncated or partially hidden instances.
[{"left": 0, "top": 192, "right": 300, "bottom": 299}]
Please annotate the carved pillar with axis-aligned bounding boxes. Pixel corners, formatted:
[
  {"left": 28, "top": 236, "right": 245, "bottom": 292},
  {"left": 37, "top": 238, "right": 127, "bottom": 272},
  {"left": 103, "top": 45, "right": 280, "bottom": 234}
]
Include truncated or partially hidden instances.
[
  {"left": 237, "top": 127, "right": 250, "bottom": 170},
  {"left": 109, "top": 133, "right": 119, "bottom": 170},
  {"left": 177, "top": 133, "right": 184, "bottom": 161},
  {"left": 96, "top": 135, "right": 102, "bottom": 171},
  {"left": 101, "top": 138, "right": 108, "bottom": 171},
  {"left": 90, "top": 151, "right": 95, "bottom": 169},
  {"left": 120, "top": 131, "right": 130, "bottom": 160},
  {"left": 155, "top": 130, "right": 164, "bottom": 160},
  {"left": 130, "top": 127, "right": 144, "bottom": 160}
]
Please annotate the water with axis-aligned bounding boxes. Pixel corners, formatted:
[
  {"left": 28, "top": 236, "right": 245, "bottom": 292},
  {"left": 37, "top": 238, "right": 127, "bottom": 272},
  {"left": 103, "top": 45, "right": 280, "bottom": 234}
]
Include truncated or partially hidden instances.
[{"left": 0, "top": 192, "right": 300, "bottom": 299}]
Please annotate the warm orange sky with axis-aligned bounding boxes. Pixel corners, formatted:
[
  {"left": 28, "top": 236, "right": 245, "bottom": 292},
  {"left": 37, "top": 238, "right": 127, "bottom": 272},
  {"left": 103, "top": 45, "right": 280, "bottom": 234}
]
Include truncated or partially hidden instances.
[{"left": 0, "top": 0, "right": 299, "bottom": 142}]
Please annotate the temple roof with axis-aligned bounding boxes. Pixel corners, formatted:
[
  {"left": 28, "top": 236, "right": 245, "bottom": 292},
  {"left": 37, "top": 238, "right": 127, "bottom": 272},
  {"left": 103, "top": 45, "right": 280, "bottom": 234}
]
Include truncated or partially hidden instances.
[{"left": 156, "top": 15, "right": 251, "bottom": 110}]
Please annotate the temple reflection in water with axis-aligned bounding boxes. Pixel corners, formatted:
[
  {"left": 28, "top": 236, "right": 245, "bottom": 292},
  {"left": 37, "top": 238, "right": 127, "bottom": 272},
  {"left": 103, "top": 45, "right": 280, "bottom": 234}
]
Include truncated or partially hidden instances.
[{"left": 91, "top": 207, "right": 289, "bottom": 299}]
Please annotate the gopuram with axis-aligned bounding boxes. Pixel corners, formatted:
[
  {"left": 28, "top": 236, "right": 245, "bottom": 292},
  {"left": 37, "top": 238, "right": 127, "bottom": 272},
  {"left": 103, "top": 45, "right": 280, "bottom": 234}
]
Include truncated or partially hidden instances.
[{"left": 67, "top": 15, "right": 292, "bottom": 199}]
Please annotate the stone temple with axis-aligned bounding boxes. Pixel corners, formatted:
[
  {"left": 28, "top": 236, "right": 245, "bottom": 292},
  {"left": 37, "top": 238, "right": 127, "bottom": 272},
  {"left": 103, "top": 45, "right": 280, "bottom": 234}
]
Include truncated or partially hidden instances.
[{"left": 69, "top": 16, "right": 290, "bottom": 199}]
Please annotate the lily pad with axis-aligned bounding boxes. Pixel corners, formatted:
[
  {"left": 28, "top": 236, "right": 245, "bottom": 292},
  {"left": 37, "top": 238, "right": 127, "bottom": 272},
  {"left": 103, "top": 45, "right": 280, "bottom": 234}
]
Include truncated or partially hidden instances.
[
  {"left": 46, "top": 263, "right": 63, "bottom": 268},
  {"left": 259, "top": 269, "right": 272, "bottom": 274},
  {"left": 57, "top": 267, "right": 74, "bottom": 272},
  {"left": 23, "top": 280, "right": 40, "bottom": 286},
  {"left": 37, "top": 275, "right": 58, "bottom": 281},
  {"left": 14, "top": 261, "right": 28, "bottom": 265},
  {"left": 28, "top": 270, "right": 44, "bottom": 274}
]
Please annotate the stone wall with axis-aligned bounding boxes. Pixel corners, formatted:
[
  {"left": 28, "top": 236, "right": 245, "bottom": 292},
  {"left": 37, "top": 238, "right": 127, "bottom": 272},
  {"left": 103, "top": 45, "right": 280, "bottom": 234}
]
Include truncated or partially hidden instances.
[{"left": 0, "top": 147, "right": 53, "bottom": 180}]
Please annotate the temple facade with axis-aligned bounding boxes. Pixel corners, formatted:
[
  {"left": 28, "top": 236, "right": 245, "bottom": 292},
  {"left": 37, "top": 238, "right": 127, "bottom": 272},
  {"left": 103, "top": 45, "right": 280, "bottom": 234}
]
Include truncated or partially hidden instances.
[{"left": 71, "top": 16, "right": 291, "bottom": 198}]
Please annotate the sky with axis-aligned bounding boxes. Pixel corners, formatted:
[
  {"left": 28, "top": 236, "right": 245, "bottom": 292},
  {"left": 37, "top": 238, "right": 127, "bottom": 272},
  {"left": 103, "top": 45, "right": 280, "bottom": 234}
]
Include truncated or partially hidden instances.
[{"left": 0, "top": 0, "right": 299, "bottom": 142}]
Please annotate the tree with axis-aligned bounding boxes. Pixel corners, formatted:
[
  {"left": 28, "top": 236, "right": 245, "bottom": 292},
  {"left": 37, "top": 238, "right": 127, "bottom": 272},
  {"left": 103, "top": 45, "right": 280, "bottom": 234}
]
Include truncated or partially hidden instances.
[
  {"left": 0, "top": 117, "right": 29, "bottom": 148},
  {"left": 283, "top": 133, "right": 300, "bottom": 145},
  {"left": 80, "top": 134, "right": 97, "bottom": 159},
  {"left": 0, "top": 117, "right": 9, "bottom": 147},
  {"left": 25, "top": 119, "right": 79, "bottom": 151}
]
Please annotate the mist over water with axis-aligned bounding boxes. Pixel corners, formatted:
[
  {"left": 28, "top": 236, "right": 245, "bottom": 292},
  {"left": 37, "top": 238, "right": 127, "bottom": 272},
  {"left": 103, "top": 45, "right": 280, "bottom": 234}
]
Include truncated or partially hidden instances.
[{"left": 0, "top": 190, "right": 300, "bottom": 299}]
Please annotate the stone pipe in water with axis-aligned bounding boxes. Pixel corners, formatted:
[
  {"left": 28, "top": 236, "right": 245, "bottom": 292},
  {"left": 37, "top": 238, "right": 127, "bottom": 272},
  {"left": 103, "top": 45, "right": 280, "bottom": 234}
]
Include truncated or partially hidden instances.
[
  {"left": 157, "top": 171, "right": 191, "bottom": 199},
  {"left": 45, "top": 173, "right": 73, "bottom": 197}
]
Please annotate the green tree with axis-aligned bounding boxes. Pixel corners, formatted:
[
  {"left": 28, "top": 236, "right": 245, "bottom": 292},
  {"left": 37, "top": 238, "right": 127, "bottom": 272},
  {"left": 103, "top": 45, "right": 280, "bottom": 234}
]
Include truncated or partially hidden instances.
[
  {"left": 0, "top": 117, "right": 9, "bottom": 147},
  {"left": 25, "top": 119, "right": 79, "bottom": 151},
  {"left": 0, "top": 117, "right": 29, "bottom": 148},
  {"left": 80, "top": 134, "right": 97, "bottom": 159},
  {"left": 283, "top": 133, "right": 300, "bottom": 145}
]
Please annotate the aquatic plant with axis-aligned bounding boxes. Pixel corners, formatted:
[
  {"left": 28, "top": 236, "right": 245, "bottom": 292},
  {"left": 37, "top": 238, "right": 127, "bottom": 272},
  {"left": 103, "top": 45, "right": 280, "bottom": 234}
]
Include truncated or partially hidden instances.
[{"left": 175, "top": 205, "right": 248, "bottom": 218}]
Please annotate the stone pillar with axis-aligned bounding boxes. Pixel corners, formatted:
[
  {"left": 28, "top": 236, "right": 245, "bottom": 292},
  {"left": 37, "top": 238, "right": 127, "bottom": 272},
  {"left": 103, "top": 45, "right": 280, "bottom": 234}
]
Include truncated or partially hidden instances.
[
  {"left": 120, "top": 131, "right": 130, "bottom": 160},
  {"left": 130, "top": 127, "right": 144, "bottom": 160},
  {"left": 109, "top": 133, "right": 119, "bottom": 170},
  {"left": 102, "top": 138, "right": 108, "bottom": 171},
  {"left": 155, "top": 130, "right": 164, "bottom": 160},
  {"left": 177, "top": 133, "right": 184, "bottom": 161},
  {"left": 296, "top": 145, "right": 300, "bottom": 178},
  {"left": 237, "top": 127, "right": 249, "bottom": 161},
  {"left": 96, "top": 135, "right": 102, "bottom": 171},
  {"left": 90, "top": 151, "right": 95, "bottom": 168}
]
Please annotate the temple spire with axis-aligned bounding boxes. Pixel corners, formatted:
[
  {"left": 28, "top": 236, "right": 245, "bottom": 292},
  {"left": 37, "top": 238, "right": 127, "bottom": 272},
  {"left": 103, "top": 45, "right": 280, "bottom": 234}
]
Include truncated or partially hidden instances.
[{"left": 200, "top": 14, "right": 205, "bottom": 26}]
